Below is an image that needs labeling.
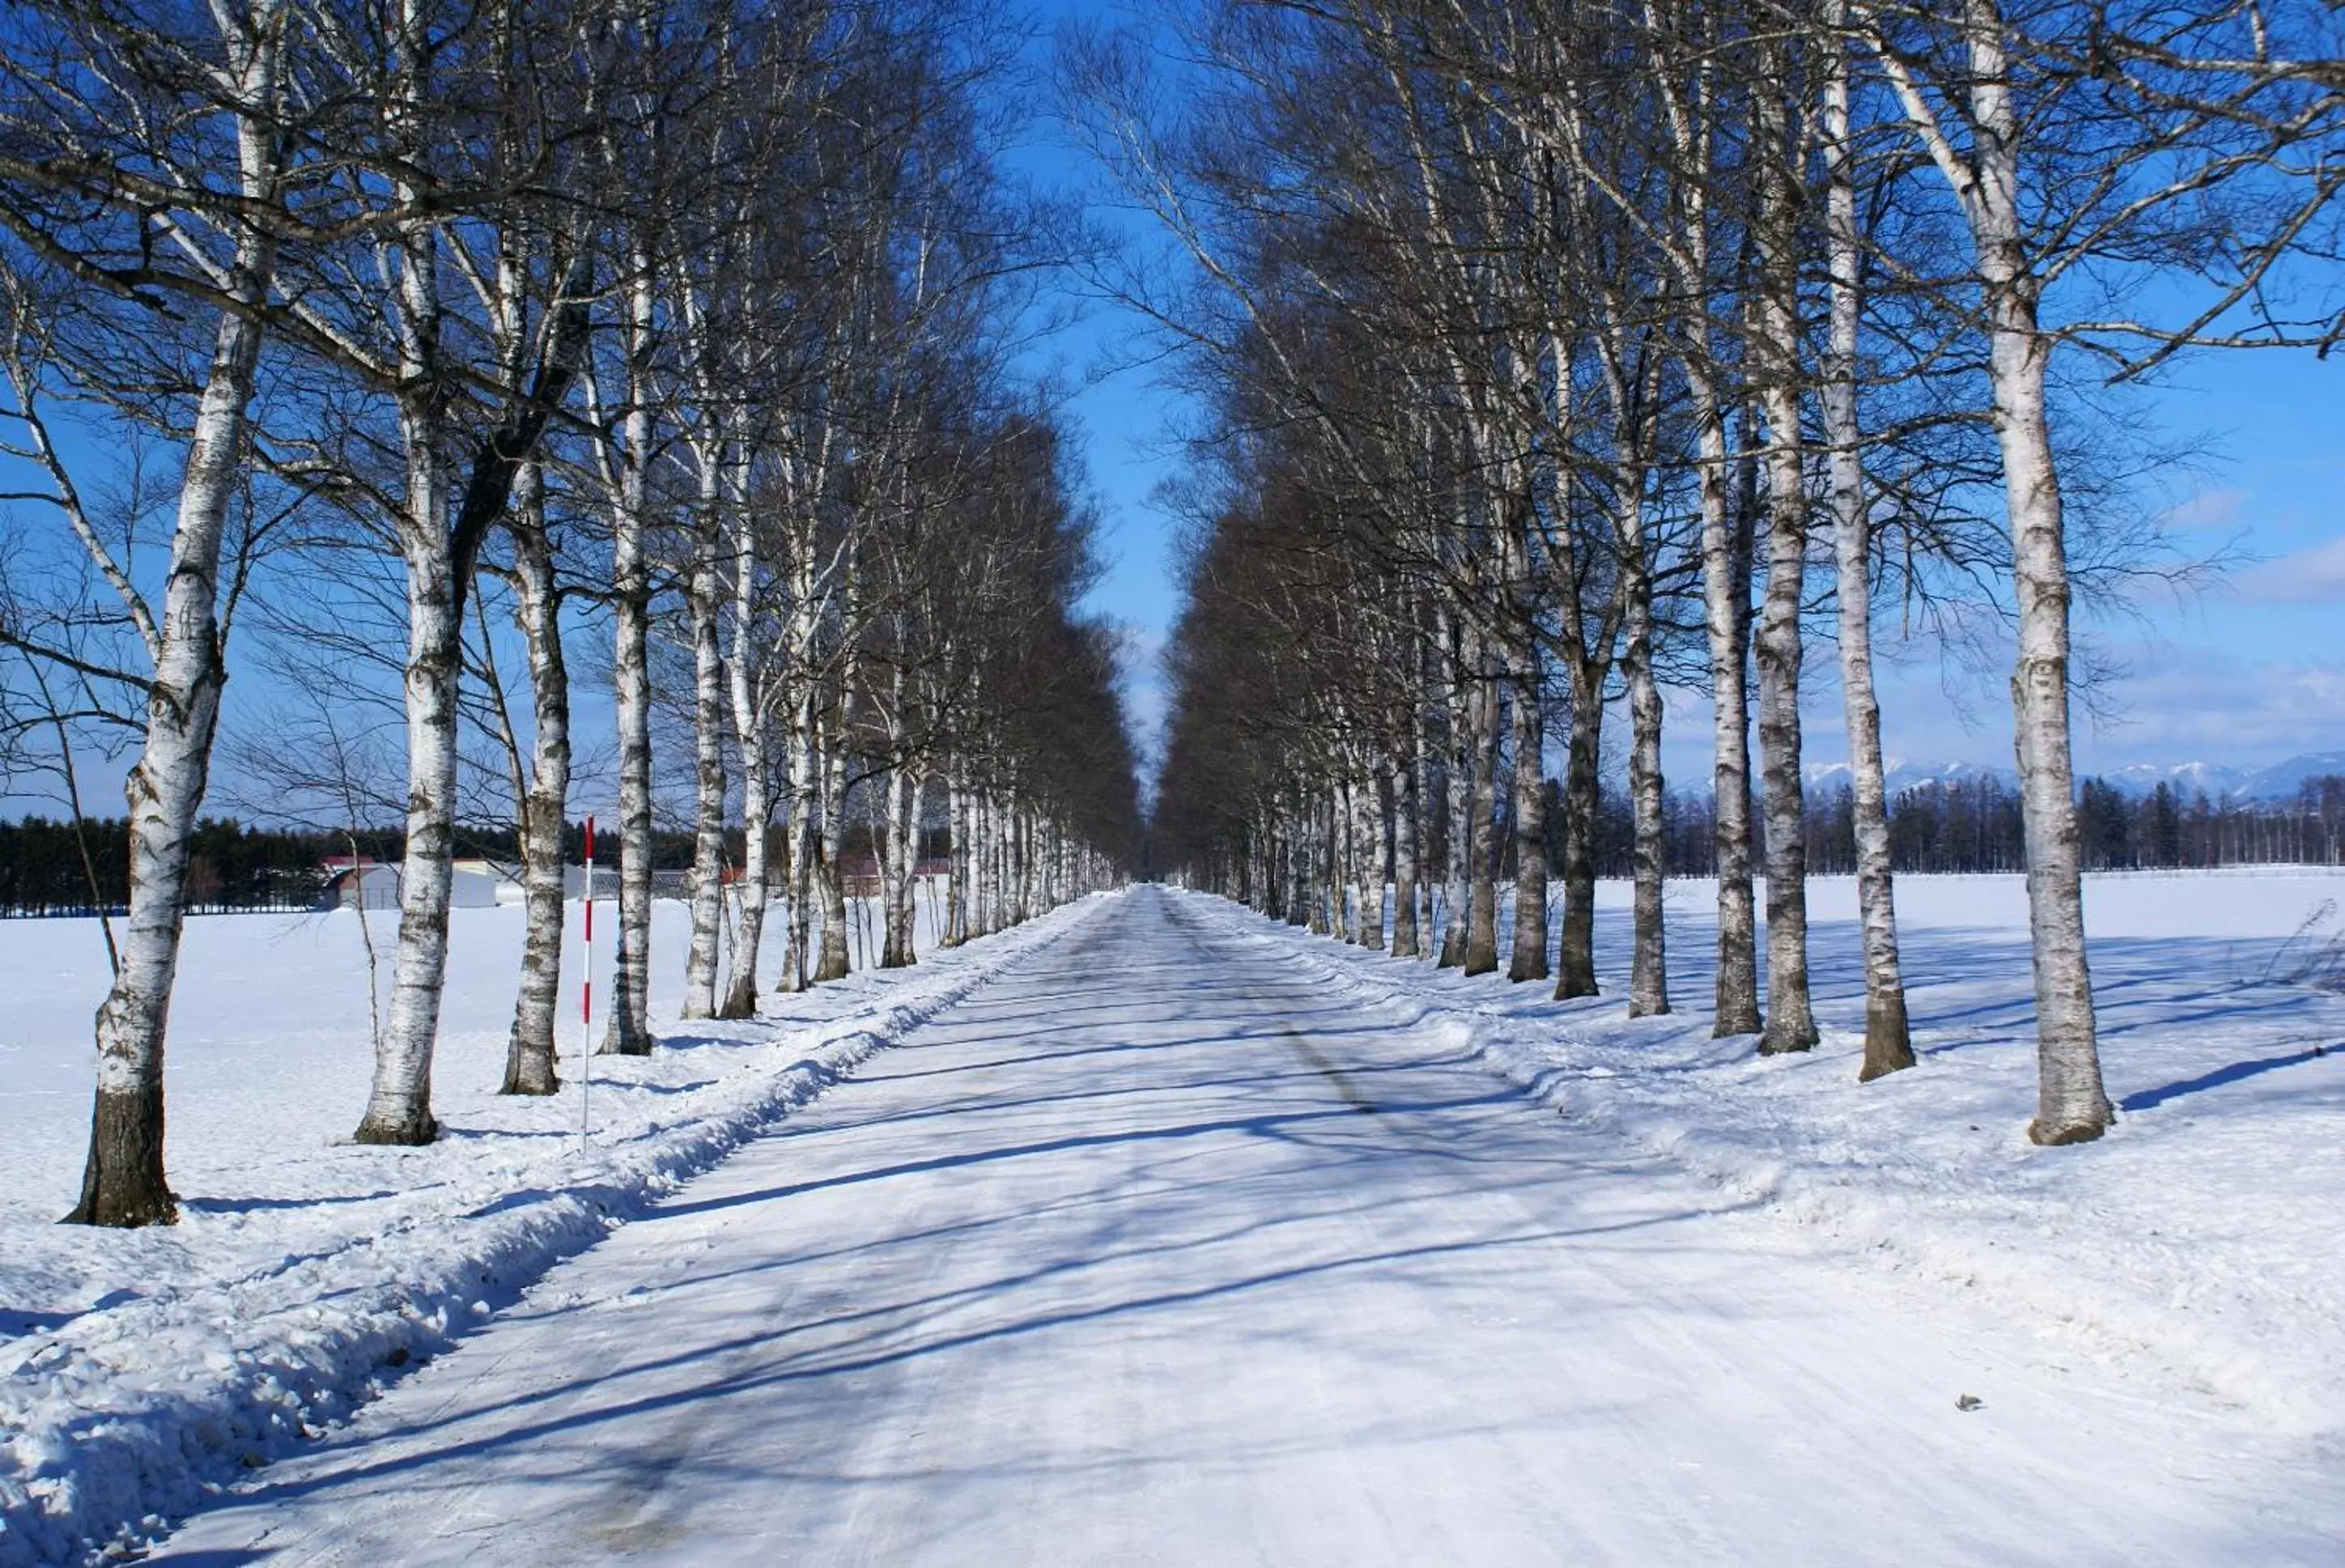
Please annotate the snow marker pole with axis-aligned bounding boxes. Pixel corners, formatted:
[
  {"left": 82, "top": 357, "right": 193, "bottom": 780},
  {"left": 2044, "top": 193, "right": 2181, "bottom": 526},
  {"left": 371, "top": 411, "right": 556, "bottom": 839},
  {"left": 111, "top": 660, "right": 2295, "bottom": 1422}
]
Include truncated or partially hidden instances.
[{"left": 582, "top": 815, "right": 595, "bottom": 1150}]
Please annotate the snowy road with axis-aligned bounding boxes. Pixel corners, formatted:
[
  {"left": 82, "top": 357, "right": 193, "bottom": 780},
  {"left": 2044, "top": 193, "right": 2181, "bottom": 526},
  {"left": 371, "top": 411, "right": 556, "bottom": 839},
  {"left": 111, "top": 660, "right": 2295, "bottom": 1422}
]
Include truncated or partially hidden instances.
[{"left": 151, "top": 887, "right": 2339, "bottom": 1565}]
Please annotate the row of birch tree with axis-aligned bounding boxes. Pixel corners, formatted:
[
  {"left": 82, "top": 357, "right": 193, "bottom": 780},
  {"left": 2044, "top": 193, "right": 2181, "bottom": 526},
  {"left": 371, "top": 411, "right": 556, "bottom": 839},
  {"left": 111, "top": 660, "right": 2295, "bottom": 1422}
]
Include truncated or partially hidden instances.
[
  {"left": 1104, "top": 0, "right": 2342, "bottom": 1142},
  {"left": 0, "top": 0, "right": 1141, "bottom": 1228}
]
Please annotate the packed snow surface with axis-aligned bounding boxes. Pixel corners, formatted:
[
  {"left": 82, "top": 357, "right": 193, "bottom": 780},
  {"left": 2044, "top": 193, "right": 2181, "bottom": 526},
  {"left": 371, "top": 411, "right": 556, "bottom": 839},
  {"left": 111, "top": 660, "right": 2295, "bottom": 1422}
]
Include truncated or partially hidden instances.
[
  {"left": 0, "top": 888, "right": 1077, "bottom": 1565},
  {"left": 6, "top": 872, "right": 2343, "bottom": 1562}
]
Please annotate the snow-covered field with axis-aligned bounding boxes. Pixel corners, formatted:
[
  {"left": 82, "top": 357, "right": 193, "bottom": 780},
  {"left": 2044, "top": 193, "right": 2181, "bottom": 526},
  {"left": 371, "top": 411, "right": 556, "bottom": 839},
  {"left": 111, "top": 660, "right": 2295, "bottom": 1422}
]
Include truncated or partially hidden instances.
[
  {"left": 6, "top": 869, "right": 2342, "bottom": 1564},
  {"left": 131, "top": 884, "right": 2345, "bottom": 1564},
  {"left": 1213, "top": 870, "right": 2345, "bottom": 1449},
  {"left": 0, "top": 889, "right": 1083, "bottom": 1566}
]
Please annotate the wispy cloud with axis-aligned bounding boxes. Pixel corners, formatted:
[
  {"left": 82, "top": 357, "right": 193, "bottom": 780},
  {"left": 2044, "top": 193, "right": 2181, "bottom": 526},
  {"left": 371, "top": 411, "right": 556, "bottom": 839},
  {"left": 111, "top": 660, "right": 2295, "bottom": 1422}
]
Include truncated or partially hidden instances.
[
  {"left": 2162, "top": 487, "right": 2248, "bottom": 530},
  {"left": 1658, "top": 641, "right": 2345, "bottom": 783},
  {"left": 2235, "top": 536, "right": 2345, "bottom": 603},
  {"left": 2080, "top": 651, "right": 2345, "bottom": 756}
]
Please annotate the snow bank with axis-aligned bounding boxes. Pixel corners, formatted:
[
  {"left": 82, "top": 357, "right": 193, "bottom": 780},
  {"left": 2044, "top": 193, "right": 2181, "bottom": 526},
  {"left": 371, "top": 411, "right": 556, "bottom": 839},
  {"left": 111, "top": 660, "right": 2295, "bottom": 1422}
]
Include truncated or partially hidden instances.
[
  {"left": 1183, "top": 873, "right": 2345, "bottom": 1451},
  {"left": 0, "top": 894, "right": 1103, "bottom": 1566}
]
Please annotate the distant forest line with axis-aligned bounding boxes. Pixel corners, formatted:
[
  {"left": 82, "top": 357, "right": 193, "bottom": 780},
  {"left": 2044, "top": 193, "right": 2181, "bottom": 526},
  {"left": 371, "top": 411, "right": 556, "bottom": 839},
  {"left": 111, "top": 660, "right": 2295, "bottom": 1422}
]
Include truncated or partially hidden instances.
[
  {"left": 1564, "top": 774, "right": 2345, "bottom": 880},
  {"left": 9, "top": 777, "right": 2341, "bottom": 918},
  {"left": 0, "top": 818, "right": 946, "bottom": 918}
]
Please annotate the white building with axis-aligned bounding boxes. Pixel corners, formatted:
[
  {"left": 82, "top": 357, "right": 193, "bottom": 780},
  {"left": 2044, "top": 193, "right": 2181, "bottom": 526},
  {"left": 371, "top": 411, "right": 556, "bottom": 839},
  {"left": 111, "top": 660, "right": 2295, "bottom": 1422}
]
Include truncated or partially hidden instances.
[{"left": 318, "top": 858, "right": 504, "bottom": 912}]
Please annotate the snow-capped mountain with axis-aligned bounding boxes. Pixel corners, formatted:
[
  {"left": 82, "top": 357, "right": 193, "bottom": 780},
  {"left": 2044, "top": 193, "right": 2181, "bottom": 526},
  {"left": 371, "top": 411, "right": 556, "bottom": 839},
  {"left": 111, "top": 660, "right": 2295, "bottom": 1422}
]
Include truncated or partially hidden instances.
[
  {"left": 2236, "top": 751, "right": 2345, "bottom": 803},
  {"left": 2083, "top": 754, "right": 2345, "bottom": 803},
  {"left": 1801, "top": 757, "right": 2016, "bottom": 796},
  {"left": 1792, "top": 752, "right": 2345, "bottom": 803},
  {"left": 2096, "top": 761, "right": 2249, "bottom": 800}
]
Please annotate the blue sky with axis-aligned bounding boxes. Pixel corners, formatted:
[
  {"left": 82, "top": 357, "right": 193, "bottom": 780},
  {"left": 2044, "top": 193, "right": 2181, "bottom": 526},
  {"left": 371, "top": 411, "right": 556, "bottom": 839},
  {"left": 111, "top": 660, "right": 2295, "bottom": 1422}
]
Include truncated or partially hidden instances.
[
  {"left": 1008, "top": 0, "right": 1191, "bottom": 778},
  {"left": 1827, "top": 343, "right": 2345, "bottom": 782}
]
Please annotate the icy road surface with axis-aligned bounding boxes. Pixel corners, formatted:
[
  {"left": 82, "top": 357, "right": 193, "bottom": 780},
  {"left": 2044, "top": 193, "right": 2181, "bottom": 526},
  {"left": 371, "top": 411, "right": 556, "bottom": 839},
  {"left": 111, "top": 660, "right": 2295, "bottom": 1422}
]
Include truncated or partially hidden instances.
[{"left": 151, "top": 887, "right": 2339, "bottom": 1564}]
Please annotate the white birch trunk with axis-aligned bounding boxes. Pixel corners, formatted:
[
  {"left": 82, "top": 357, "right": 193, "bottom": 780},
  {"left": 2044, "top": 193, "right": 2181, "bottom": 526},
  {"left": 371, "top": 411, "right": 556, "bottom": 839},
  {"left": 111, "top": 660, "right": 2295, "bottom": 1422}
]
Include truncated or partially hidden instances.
[
  {"left": 941, "top": 776, "right": 969, "bottom": 947},
  {"left": 1355, "top": 767, "right": 1386, "bottom": 951},
  {"left": 602, "top": 260, "right": 658, "bottom": 1055},
  {"left": 358, "top": 26, "right": 463, "bottom": 1140},
  {"left": 1328, "top": 783, "right": 1349, "bottom": 941},
  {"left": 1693, "top": 372, "right": 1763, "bottom": 1035},
  {"left": 1552, "top": 664, "right": 1604, "bottom": 999},
  {"left": 680, "top": 494, "right": 727, "bottom": 1020},
  {"left": 1625, "top": 561, "right": 1669, "bottom": 1018},
  {"left": 70, "top": 0, "right": 284, "bottom": 1225},
  {"left": 1751, "top": 65, "right": 1819, "bottom": 1057},
  {"left": 1823, "top": 13, "right": 1912, "bottom": 1078},
  {"left": 782, "top": 680, "right": 819, "bottom": 989},
  {"left": 1391, "top": 707, "right": 1423, "bottom": 958},
  {"left": 1438, "top": 617, "right": 1472, "bottom": 965},
  {"left": 881, "top": 759, "right": 920, "bottom": 968},
  {"left": 1506, "top": 654, "right": 1549, "bottom": 982},
  {"left": 1463, "top": 637, "right": 1502, "bottom": 977},
  {"left": 502, "top": 463, "right": 568, "bottom": 1093},
  {"left": 718, "top": 508, "right": 774, "bottom": 1018},
  {"left": 812, "top": 694, "right": 852, "bottom": 982},
  {"left": 1972, "top": 32, "right": 2108, "bottom": 1140},
  {"left": 359, "top": 395, "right": 458, "bottom": 1144}
]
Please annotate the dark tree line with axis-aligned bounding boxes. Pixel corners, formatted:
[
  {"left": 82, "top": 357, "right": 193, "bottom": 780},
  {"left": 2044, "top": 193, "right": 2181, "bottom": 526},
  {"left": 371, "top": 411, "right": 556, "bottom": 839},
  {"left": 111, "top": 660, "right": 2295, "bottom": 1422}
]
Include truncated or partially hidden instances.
[
  {"left": 1376, "top": 771, "right": 2345, "bottom": 888},
  {"left": 2072, "top": 778, "right": 2345, "bottom": 873},
  {"left": 0, "top": 816, "right": 742, "bottom": 917}
]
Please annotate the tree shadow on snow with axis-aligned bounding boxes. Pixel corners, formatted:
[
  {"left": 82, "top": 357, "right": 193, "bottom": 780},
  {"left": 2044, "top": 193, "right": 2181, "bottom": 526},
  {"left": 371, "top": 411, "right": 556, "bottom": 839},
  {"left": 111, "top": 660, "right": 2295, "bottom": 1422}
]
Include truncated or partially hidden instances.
[{"left": 2119, "top": 1043, "right": 2337, "bottom": 1112}]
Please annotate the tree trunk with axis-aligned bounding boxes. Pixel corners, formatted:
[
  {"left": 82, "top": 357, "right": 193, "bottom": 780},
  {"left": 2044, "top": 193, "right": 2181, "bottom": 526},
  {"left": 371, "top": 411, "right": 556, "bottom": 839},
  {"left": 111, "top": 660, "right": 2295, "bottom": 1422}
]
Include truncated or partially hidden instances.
[
  {"left": 603, "top": 264, "right": 657, "bottom": 1056},
  {"left": 1013, "top": 803, "right": 1034, "bottom": 924},
  {"left": 1307, "top": 790, "right": 1331, "bottom": 935},
  {"left": 1507, "top": 655, "right": 1548, "bottom": 982},
  {"left": 1992, "top": 285, "right": 2109, "bottom": 1140},
  {"left": 783, "top": 697, "right": 818, "bottom": 986},
  {"left": 1286, "top": 795, "right": 1311, "bottom": 927},
  {"left": 67, "top": 327, "right": 245, "bottom": 1215},
  {"left": 1553, "top": 666, "right": 1603, "bottom": 999},
  {"left": 1823, "top": 22, "right": 1912, "bottom": 1079},
  {"left": 812, "top": 703, "right": 851, "bottom": 982},
  {"left": 1464, "top": 647, "right": 1501, "bottom": 977},
  {"left": 358, "top": 399, "right": 458, "bottom": 1144},
  {"left": 1752, "top": 68, "right": 1818, "bottom": 1058},
  {"left": 602, "top": 551, "right": 655, "bottom": 1052},
  {"left": 680, "top": 525, "right": 727, "bottom": 1020},
  {"left": 1355, "top": 766, "right": 1386, "bottom": 951},
  {"left": 718, "top": 508, "right": 773, "bottom": 1017},
  {"left": 1328, "top": 784, "right": 1351, "bottom": 942},
  {"left": 1912, "top": 1, "right": 2113, "bottom": 1142},
  {"left": 881, "top": 762, "right": 920, "bottom": 967},
  {"left": 941, "top": 778, "right": 968, "bottom": 947},
  {"left": 1437, "top": 764, "right": 1469, "bottom": 964},
  {"left": 718, "top": 781, "right": 770, "bottom": 1017},
  {"left": 1625, "top": 565, "right": 1669, "bottom": 1018},
  {"left": 502, "top": 465, "right": 567, "bottom": 1093},
  {"left": 1391, "top": 714, "right": 1422, "bottom": 958},
  {"left": 1437, "top": 612, "right": 1471, "bottom": 965},
  {"left": 1754, "top": 396, "right": 1818, "bottom": 1054},
  {"left": 1693, "top": 372, "right": 1763, "bottom": 1037}
]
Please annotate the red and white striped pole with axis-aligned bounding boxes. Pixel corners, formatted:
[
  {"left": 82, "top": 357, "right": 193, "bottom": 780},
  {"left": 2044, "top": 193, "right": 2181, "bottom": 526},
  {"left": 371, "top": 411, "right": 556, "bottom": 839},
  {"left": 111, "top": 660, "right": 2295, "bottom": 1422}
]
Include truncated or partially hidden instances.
[{"left": 581, "top": 815, "right": 595, "bottom": 1148}]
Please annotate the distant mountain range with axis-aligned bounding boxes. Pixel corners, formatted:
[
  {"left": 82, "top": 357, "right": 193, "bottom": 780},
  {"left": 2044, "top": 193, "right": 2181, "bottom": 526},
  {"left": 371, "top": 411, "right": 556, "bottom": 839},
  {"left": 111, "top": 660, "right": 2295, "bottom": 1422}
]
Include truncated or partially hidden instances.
[
  {"left": 2107, "top": 752, "right": 2345, "bottom": 803},
  {"left": 1802, "top": 758, "right": 2016, "bottom": 797},
  {"left": 1799, "top": 752, "right": 2345, "bottom": 803}
]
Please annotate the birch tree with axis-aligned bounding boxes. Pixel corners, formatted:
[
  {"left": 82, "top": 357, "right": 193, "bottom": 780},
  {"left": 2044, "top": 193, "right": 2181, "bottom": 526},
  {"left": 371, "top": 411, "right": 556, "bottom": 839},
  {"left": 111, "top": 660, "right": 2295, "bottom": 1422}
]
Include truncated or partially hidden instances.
[
  {"left": 0, "top": 0, "right": 294, "bottom": 1223},
  {"left": 1851, "top": 0, "right": 2343, "bottom": 1137}
]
